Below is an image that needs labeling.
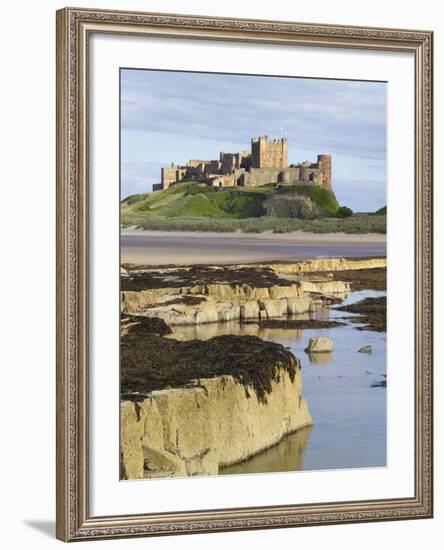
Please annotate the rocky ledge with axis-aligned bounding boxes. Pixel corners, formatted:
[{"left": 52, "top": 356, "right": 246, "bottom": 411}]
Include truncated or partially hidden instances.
[
  {"left": 120, "top": 261, "right": 354, "bottom": 325},
  {"left": 120, "top": 317, "right": 312, "bottom": 479}
]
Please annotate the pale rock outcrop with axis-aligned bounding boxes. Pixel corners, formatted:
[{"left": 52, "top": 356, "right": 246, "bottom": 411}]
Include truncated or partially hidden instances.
[
  {"left": 298, "top": 280, "right": 350, "bottom": 295},
  {"left": 121, "top": 365, "right": 312, "bottom": 480},
  {"left": 246, "top": 286, "right": 273, "bottom": 301},
  {"left": 240, "top": 301, "right": 260, "bottom": 319},
  {"left": 261, "top": 257, "right": 387, "bottom": 274},
  {"left": 194, "top": 302, "right": 220, "bottom": 324},
  {"left": 121, "top": 287, "right": 182, "bottom": 313},
  {"left": 189, "top": 284, "right": 206, "bottom": 295},
  {"left": 258, "top": 298, "right": 288, "bottom": 319},
  {"left": 287, "top": 297, "right": 313, "bottom": 314},
  {"left": 141, "top": 300, "right": 243, "bottom": 326},
  {"left": 358, "top": 345, "right": 372, "bottom": 354},
  {"left": 121, "top": 284, "right": 315, "bottom": 325},
  {"left": 269, "top": 284, "right": 301, "bottom": 300},
  {"left": 121, "top": 282, "right": 306, "bottom": 315},
  {"left": 120, "top": 261, "right": 376, "bottom": 324},
  {"left": 206, "top": 284, "right": 238, "bottom": 300},
  {"left": 122, "top": 258, "right": 385, "bottom": 316},
  {"left": 305, "top": 336, "right": 334, "bottom": 353},
  {"left": 217, "top": 303, "right": 241, "bottom": 322}
]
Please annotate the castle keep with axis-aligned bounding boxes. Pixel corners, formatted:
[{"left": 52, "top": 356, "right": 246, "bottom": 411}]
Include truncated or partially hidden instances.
[{"left": 155, "top": 136, "right": 332, "bottom": 191}]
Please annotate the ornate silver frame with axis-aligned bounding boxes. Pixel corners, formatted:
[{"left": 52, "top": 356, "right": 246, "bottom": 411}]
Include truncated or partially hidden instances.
[{"left": 56, "top": 7, "right": 433, "bottom": 541}]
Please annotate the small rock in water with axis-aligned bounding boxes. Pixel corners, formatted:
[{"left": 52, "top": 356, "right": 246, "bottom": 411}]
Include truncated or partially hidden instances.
[
  {"left": 305, "top": 336, "right": 333, "bottom": 353},
  {"left": 371, "top": 380, "right": 386, "bottom": 388},
  {"left": 358, "top": 345, "right": 372, "bottom": 354}
]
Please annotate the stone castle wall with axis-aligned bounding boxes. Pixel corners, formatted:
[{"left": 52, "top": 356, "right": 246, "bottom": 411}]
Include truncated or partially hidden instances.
[
  {"left": 246, "top": 166, "right": 325, "bottom": 187},
  {"left": 251, "top": 136, "right": 288, "bottom": 169},
  {"left": 161, "top": 167, "right": 176, "bottom": 189},
  {"left": 317, "top": 154, "right": 332, "bottom": 190},
  {"left": 159, "top": 137, "right": 331, "bottom": 191},
  {"left": 161, "top": 166, "right": 187, "bottom": 189},
  {"left": 248, "top": 167, "right": 299, "bottom": 186}
]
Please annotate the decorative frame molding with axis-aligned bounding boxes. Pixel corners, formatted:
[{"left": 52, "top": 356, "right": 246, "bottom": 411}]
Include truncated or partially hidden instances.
[{"left": 56, "top": 7, "right": 433, "bottom": 542}]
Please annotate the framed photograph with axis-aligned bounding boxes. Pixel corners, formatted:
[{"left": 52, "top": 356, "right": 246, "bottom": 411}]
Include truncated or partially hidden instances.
[{"left": 56, "top": 7, "right": 433, "bottom": 541}]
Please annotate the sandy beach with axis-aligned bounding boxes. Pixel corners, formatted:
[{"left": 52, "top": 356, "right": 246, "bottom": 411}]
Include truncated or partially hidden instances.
[{"left": 121, "top": 229, "right": 386, "bottom": 265}]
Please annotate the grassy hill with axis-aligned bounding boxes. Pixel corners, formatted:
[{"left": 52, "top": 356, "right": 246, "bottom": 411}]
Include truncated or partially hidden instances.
[
  {"left": 122, "top": 182, "right": 267, "bottom": 220},
  {"left": 122, "top": 182, "right": 339, "bottom": 219},
  {"left": 121, "top": 182, "right": 385, "bottom": 234}
]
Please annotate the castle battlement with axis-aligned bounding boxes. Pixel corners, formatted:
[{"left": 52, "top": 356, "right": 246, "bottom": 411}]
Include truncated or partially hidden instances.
[
  {"left": 157, "top": 136, "right": 331, "bottom": 192},
  {"left": 251, "top": 135, "right": 288, "bottom": 142}
]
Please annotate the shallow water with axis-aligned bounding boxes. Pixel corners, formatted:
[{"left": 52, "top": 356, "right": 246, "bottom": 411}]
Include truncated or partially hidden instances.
[{"left": 172, "top": 290, "right": 387, "bottom": 474}]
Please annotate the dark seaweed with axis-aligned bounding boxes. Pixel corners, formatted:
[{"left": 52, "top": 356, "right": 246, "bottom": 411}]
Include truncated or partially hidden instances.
[
  {"left": 371, "top": 379, "right": 387, "bottom": 388},
  {"left": 121, "top": 314, "right": 172, "bottom": 336},
  {"left": 336, "top": 296, "right": 386, "bottom": 332},
  {"left": 121, "top": 265, "right": 293, "bottom": 291},
  {"left": 313, "top": 267, "right": 386, "bottom": 291},
  {"left": 121, "top": 328, "right": 300, "bottom": 404}
]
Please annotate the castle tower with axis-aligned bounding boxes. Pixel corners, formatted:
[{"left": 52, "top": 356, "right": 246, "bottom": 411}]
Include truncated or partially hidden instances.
[
  {"left": 317, "top": 154, "right": 332, "bottom": 189},
  {"left": 251, "top": 136, "right": 288, "bottom": 169}
]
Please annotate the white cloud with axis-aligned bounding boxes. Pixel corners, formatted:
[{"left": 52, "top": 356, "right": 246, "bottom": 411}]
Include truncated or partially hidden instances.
[
  {"left": 120, "top": 70, "right": 387, "bottom": 208},
  {"left": 121, "top": 70, "right": 387, "bottom": 161}
]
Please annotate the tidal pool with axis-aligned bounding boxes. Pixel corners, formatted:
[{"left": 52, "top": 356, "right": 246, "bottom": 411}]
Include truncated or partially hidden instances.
[{"left": 172, "top": 290, "right": 387, "bottom": 474}]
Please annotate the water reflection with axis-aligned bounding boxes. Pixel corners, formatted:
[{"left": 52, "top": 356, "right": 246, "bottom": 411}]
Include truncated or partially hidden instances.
[
  {"left": 171, "top": 320, "right": 305, "bottom": 342},
  {"left": 314, "top": 306, "right": 334, "bottom": 321},
  {"left": 220, "top": 426, "right": 313, "bottom": 475},
  {"left": 169, "top": 290, "right": 387, "bottom": 344},
  {"left": 307, "top": 352, "right": 334, "bottom": 365},
  {"left": 171, "top": 289, "right": 387, "bottom": 473}
]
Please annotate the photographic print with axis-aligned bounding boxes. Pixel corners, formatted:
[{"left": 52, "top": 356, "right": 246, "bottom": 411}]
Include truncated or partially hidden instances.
[
  {"left": 56, "top": 8, "right": 433, "bottom": 540},
  {"left": 119, "top": 69, "right": 387, "bottom": 480}
]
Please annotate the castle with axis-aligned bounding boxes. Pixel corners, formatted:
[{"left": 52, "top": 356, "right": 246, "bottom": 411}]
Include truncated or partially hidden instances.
[{"left": 154, "top": 136, "right": 332, "bottom": 191}]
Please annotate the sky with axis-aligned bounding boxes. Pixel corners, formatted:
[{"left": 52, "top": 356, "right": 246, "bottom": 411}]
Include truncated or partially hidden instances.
[{"left": 121, "top": 69, "right": 386, "bottom": 212}]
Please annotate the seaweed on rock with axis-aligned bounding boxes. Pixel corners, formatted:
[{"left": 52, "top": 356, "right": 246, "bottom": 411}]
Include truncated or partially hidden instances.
[
  {"left": 121, "top": 323, "right": 300, "bottom": 404},
  {"left": 121, "top": 264, "right": 293, "bottom": 291}
]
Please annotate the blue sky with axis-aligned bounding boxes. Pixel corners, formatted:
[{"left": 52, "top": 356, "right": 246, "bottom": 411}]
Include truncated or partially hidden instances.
[{"left": 121, "top": 69, "right": 386, "bottom": 211}]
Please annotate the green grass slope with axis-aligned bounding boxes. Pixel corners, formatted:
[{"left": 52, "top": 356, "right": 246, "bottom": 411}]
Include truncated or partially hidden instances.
[
  {"left": 291, "top": 185, "right": 340, "bottom": 213},
  {"left": 121, "top": 182, "right": 385, "bottom": 234},
  {"left": 121, "top": 182, "right": 266, "bottom": 220}
]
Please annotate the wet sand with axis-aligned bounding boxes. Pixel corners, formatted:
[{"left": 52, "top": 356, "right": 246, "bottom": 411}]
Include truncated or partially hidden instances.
[{"left": 121, "top": 229, "right": 386, "bottom": 265}]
